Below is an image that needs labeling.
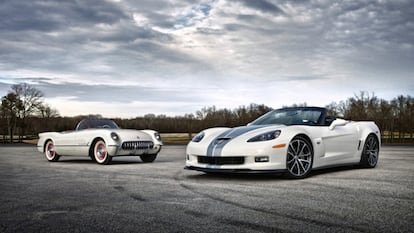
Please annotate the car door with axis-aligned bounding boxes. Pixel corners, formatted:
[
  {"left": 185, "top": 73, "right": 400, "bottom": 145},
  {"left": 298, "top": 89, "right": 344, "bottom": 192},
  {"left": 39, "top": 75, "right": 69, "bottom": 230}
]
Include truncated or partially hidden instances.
[
  {"left": 54, "top": 130, "right": 88, "bottom": 156},
  {"left": 319, "top": 122, "right": 359, "bottom": 166}
]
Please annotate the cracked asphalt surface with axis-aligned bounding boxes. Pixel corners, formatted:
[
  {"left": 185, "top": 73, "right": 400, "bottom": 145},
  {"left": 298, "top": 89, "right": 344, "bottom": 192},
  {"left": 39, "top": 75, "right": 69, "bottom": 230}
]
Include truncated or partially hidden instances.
[{"left": 0, "top": 145, "right": 413, "bottom": 233}]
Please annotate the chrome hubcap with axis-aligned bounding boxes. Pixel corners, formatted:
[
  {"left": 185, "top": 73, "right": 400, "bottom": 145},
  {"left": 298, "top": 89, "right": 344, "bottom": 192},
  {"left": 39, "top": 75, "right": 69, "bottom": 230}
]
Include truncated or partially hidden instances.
[
  {"left": 287, "top": 139, "right": 312, "bottom": 176},
  {"left": 96, "top": 143, "right": 107, "bottom": 161},
  {"left": 46, "top": 143, "right": 55, "bottom": 159}
]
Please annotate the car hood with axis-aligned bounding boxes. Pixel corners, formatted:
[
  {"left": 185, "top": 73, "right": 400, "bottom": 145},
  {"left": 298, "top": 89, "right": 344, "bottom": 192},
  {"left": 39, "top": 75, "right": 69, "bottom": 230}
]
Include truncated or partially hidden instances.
[
  {"left": 194, "top": 125, "right": 286, "bottom": 157},
  {"left": 214, "top": 125, "right": 285, "bottom": 139},
  {"left": 109, "top": 129, "right": 153, "bottom": 141},
  {"left": 199, "top": 124, "right": 286, "bottom": 144}
]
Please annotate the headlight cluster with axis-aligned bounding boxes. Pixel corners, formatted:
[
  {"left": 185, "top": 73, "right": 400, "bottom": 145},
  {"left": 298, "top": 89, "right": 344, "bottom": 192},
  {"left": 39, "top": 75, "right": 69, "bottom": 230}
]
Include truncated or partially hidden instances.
[
  {"left": 111, "top": 132, "right": 120, "bottom": 141},
  {"left": 247, "top": 130, "right": 281, "bottom": 142},
  {"left": 192, "top": 132, "right": 205, "bottom": 142},
  {"left": 154, "top": 132, "right": 162, "bottom": 141}
]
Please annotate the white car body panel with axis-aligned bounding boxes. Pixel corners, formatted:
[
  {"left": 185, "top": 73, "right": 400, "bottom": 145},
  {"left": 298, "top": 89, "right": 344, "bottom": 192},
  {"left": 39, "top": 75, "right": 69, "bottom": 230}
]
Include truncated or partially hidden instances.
[
  {"left": 38, "top": 126, "right": 162, "bottom": 158},
  {"left": 186, "top": 108, "right": 380, "bottom": 174}
]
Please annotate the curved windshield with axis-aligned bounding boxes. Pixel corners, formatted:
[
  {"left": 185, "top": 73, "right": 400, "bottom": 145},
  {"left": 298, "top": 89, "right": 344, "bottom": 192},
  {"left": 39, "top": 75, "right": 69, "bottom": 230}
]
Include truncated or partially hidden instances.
[
  {"left": 250, "top": 108, "right": 324, "bottom": 126},
  {"left": 76, "top": 119, "right": 120, "bottom": 130}
]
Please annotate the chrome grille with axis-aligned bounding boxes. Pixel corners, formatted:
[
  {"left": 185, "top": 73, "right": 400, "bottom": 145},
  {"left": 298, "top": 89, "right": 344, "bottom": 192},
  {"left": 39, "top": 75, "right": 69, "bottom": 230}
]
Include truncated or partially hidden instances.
[{"left": 122, "top": 141, "right": 154, "bottom": 150}]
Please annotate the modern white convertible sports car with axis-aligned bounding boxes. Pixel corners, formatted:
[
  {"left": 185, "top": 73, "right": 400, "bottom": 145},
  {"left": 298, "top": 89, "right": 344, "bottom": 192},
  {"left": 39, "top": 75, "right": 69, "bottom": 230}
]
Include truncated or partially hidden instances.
[
  {"left": 185, "top": 107, "right": 380, "bottom": 178},
  {"left": 37, "top": 118, "right": 162, "bottom": 165}
]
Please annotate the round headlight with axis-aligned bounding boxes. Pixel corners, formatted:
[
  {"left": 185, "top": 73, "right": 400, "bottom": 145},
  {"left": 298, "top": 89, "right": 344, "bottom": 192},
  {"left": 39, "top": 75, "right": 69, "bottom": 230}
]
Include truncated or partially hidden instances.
[
  {"left": 111, "top": 132, "right": 119, "bottom": 141},
  {"left": 154, "top": 132, "right": 162, "bottom": 141}
]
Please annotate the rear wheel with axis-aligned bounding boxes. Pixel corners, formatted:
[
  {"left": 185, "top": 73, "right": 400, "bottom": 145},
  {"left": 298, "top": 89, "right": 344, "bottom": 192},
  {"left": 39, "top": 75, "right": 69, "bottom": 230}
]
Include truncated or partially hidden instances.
[
  {"left": 286, "top": 136, "right": 313, "bottom": 178},
  {"left": 44, "top": 140, "right": 60, "bottom": 162},
  {"left": 92, "top": 140, "right": 112, "bottom": 165},
  {"left": 360, "top": 134, "right": 379, "bottom": 168},
  {"left": 140, "top": 154, "right": 157, "bottom": 163}
]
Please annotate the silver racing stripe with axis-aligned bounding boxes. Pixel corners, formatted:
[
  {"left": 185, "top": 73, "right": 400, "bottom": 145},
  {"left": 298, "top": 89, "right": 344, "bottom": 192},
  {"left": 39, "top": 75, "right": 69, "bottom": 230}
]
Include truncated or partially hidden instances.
[
  {"left": 206, "top": 125, "right": 267, "bottom": 157},
  {"left": 206, "top": 129, "right": 232, "bottom": 157}
]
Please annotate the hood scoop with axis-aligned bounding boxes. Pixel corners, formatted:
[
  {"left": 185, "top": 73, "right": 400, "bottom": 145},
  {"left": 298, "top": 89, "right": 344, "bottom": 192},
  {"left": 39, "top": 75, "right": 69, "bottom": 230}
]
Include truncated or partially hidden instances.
[{"left": 214, "top": 137, "right": 231, "bottom": 145}]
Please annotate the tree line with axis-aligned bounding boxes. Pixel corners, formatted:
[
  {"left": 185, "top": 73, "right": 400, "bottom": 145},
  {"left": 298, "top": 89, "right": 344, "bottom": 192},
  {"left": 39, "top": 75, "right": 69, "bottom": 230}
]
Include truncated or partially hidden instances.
[
  {"left": 326, "top": 92, "right": 413, "bottom": 143},
  {"left": 1, "top": 83, "right": 413, "bottom": 143}
]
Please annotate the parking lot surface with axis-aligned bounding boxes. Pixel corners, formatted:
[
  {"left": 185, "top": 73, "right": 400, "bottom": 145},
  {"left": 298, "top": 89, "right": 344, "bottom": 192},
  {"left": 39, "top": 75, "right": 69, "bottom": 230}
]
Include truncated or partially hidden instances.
[{"left": 0, "top": 145, "right": 413, "bottom": 232}]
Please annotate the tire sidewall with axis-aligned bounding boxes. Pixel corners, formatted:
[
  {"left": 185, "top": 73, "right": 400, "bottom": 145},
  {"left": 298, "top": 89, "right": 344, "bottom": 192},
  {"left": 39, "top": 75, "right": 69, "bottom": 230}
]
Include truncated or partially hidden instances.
[
  {"left": 45, "top": 140, "right": 59, "bottom": 162},
  {"left": 140, "top": 154, "right": 157, "bottom": 163},
  {"left": 361, "top": 134, "right": 379, "bottom": 168},
  {"left": 93, "top": 140, "right": 110, "bottom": 165},
  {"left": 286, "top": 136, "right": 314, "bottom": 179}
]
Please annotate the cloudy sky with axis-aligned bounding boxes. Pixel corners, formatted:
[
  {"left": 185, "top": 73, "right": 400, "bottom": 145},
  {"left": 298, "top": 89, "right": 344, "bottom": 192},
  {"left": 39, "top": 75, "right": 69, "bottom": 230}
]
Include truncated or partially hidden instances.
[{"left": 0, "top": 0, "right": 413, "bottom": 117}]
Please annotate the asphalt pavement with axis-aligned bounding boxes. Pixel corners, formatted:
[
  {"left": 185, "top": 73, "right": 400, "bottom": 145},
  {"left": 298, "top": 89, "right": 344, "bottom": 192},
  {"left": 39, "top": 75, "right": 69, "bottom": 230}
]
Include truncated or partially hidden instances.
[{"left": 0, "top": 145, "right": 413, "bottom": 233}]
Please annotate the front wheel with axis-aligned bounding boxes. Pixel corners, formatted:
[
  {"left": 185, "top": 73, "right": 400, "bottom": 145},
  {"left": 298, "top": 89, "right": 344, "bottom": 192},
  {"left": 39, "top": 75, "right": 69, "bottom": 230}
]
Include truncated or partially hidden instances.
[
  {"left": 140, "top": 154, "right": 157, "bottom": 163},
  {"left": 92, "top": 140, "right": 112, "bottom": 165},
  {"left": 360, "top": 134, "right": 379, "bottom": 168},
  {"left": 285, "top": 136, "right": 313, "bottom": 178},
  {"left": 44, "top": 140, "right": 60, "bottom": 162}
]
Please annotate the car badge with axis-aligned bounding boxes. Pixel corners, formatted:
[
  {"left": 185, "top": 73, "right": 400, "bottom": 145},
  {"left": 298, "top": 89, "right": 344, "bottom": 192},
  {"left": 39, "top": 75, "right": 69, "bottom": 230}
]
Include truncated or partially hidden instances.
[{"left": 137, "top": 136, "right": 140, "bottom": 139}]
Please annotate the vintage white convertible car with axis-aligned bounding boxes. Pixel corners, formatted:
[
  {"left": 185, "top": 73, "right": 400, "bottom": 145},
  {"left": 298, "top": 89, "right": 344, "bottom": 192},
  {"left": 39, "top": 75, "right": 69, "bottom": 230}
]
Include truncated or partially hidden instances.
[
  {"left": 186, "top": 107, "right": 380, "bottom": 178},
  {"left": 37, "top": 118, "right": 162, "bottom": 164}
]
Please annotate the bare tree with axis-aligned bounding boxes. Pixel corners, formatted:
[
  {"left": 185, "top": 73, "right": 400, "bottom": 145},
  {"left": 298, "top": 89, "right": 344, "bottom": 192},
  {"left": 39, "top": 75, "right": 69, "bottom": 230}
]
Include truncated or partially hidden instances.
[
  {"left": 391, "top": 95, "right": 414, "bottom": 142},
  {"left": 38, "top": 104, "right": 60, "bottom": 118},
  {"left": 1, "top": 93, "right": 22, "bottom": 143},
  {"left": 11, "top": 83, "right": 44, "bottom": 140}
]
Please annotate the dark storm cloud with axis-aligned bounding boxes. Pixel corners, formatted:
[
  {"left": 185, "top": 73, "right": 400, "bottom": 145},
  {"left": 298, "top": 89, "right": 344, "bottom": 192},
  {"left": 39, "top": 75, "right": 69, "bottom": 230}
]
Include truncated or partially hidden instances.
[
  {"left": 237, "top": 0, "right": 285, "bottom": 14},
  {"left": 0, "top": 0, "right": 127, "bottom": 73},
  {"left": 316, "top": 0, "right": 414, "bottom": 74},
  {"left": 195, "top": 27, "right": 222, "bottom": 35},
  {"left": 316, "top": 0, "right": 414, "bottom": 45},
  {"left": 0, "top": 0, "right": 213, "bottom": 81},
  {"left": 0, "top": 0, "right": 413, "bottom": 116},
  {"left": 32, "top": 80, "right": 208, "bottom": 103},
  {"left": 0, "top": 75, "right": 215, "bottom": 105},
  {"left": 92, "top": 22, "right": 174, "bottom": 43},
  {"left": 0, "top": 0, "right": 127, "bottom": 32}
]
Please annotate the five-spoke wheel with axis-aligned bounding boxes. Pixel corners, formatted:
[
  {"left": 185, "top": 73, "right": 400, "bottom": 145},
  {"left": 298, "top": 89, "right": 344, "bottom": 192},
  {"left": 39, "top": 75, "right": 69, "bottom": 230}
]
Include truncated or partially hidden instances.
[
  {"left": 360, "top": 134, "right": 379, "bottom": 168},
  {"left": 286, "top": 136, "right": 313, "bottom": 178},
  {"left": 44, "top": 140, "right": 60, "bottom": 162}
]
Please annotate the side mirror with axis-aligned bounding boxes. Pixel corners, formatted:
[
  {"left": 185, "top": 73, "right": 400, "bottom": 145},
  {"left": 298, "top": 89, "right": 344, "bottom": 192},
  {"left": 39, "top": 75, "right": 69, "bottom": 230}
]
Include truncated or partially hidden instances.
[
  {"left": 324, "top": 116, "right": 336, "bottom": 126},
  {"left": 329, "top": 119, "right": 348, "bottom": 130}
]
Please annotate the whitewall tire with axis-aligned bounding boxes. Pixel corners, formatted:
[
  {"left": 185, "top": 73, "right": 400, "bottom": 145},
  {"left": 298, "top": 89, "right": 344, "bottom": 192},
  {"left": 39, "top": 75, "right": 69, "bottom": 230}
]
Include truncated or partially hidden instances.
[
  {"left": 44, "top": 140, "right": 60, "bottom": 162},
  {"left": 93, "top": 140, "right": 112, "bottom": 165}
]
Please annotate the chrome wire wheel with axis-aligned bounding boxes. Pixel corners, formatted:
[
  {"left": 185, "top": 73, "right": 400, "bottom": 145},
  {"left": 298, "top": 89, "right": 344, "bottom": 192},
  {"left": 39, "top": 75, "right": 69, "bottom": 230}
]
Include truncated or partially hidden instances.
[
  {"left": 361, "top": 135, "right": 379, "bottom": 168},
  {"left": 286, "top": 136, "right": 313, "bottom": 178},
  {"left": 93, "top": 140, "right": 111, "bottom": 165},
  {"left": 45, "top": 140, "right": 59, "bottom": 162}
]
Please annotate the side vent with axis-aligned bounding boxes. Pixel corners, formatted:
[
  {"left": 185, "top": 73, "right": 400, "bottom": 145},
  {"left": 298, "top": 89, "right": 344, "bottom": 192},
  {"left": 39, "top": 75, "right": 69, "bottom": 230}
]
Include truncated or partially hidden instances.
[{"left": 357, "top": 140, "right": 362, "bottom": 150}]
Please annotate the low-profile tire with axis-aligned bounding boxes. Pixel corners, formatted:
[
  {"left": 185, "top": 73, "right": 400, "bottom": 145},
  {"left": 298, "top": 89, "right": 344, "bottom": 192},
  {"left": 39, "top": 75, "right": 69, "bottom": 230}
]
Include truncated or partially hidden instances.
[
  {"left": 360, "top": 134, "right": 379, "bottom": 168},
  {"left": 92, "top": 140, "right": 112, "bottom": 165},
  {"left": 44, "top": 140, "right": 60, "bottom": 162},
  {"left": 140, "top": 154, "right": 157, "bottom": 163},
  {"left": 285, "top": 136, "right": 313, "bottom": 178}
]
